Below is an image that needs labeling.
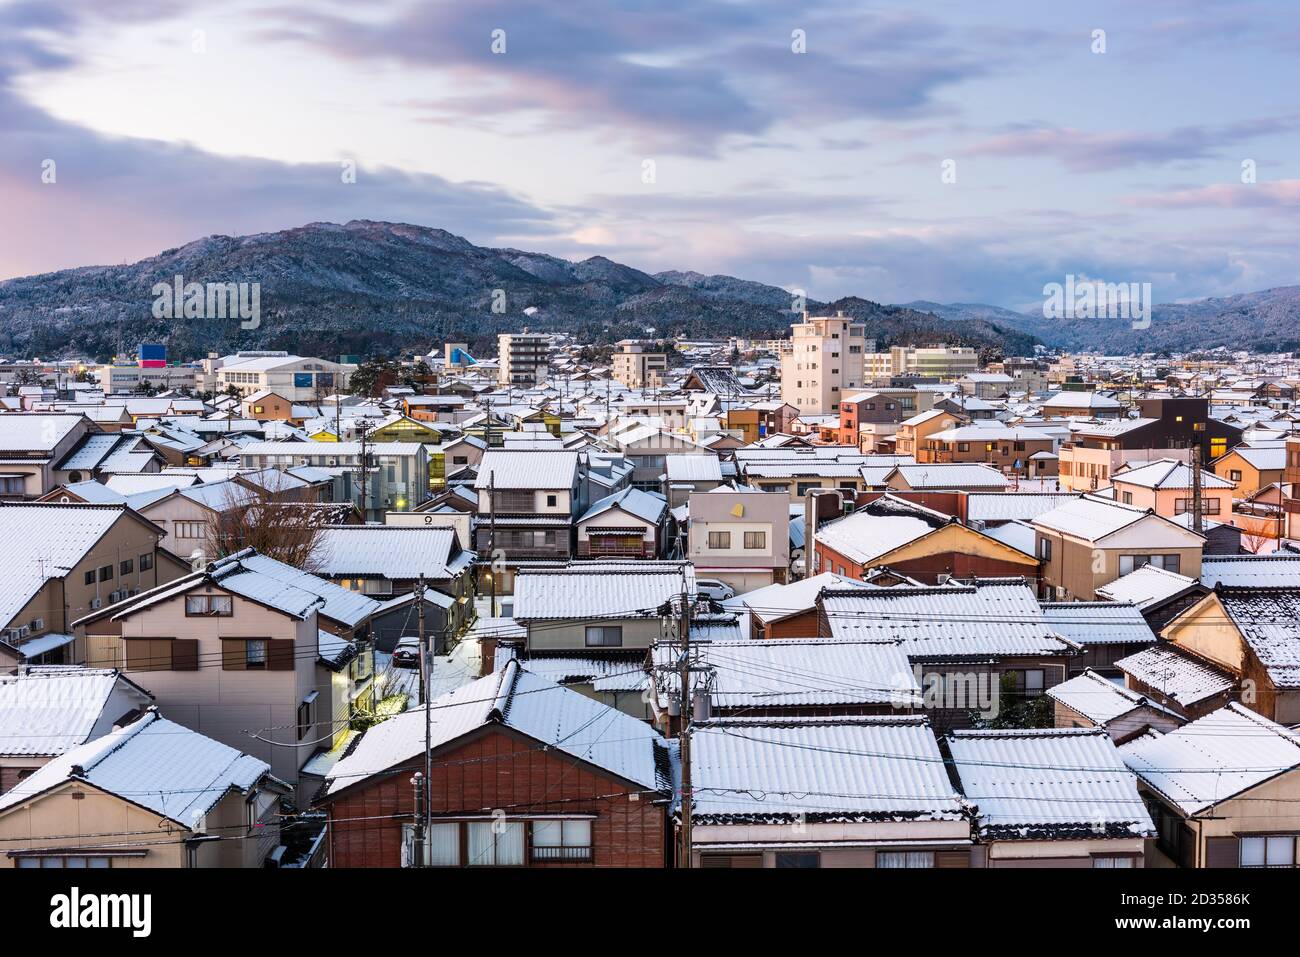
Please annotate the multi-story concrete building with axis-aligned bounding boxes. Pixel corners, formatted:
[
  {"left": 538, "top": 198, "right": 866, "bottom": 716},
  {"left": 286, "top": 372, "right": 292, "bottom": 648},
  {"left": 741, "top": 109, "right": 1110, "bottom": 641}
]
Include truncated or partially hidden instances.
[
  {"left": 780, "top": 312, "right": 873, "bottom": 415},
  {"left": 497, "top": 331, "right": 551, "bottom": 387},
  {"left": 687, "top": 488, "right": 792, "bottom": 592},
  {"left": 612, "top": 340, "right": 667, "bottom": 389},
  {"left": 203, "top": 352, "right": 354, "bottom": 400},
  {"left": 98, "top": 364, "right": 199, "bottom": 394},
  {"left": 886, "top": 345, "right": 979, "bottom": 380}
]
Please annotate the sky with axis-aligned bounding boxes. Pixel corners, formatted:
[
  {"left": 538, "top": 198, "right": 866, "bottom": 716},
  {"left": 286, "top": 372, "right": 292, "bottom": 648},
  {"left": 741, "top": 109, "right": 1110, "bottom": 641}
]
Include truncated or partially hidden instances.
[{"left": 1, "top": 0, "right": 1297, "bottom": 310}]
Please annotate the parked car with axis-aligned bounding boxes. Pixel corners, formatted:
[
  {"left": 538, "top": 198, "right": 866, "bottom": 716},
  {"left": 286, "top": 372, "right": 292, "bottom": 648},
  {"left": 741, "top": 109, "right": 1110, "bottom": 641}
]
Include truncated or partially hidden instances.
[
  {"left": 695, "top": 578, "right": 735, "bottom": 602},
  {"left": 391, "top": 636, "right": 422, "bottom": 668}
]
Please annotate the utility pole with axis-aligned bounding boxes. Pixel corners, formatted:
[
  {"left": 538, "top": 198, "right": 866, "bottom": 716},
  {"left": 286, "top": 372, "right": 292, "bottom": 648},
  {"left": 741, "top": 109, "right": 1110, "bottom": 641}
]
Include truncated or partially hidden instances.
[
  {"left": 488, "top": 472, "right": 497, "bottom": 618},
  {"left": 418, "top": 574, "right": 433, "bottom": 865},
  {"left": 356, "top": 423, "right": 371, "bottom": 523},
  {"left": 1191, "top": 438, "right": 1204, "bottom": 535},
  {"left": 677, "top": 585, "right": 693, "bottom": 869},
  {"left": 411, "top": 772, "right": 425, "bottom": 867}
]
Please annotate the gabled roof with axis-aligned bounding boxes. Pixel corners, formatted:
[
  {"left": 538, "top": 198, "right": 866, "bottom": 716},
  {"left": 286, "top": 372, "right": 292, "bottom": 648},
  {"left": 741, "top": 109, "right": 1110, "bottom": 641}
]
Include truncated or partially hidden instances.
[
  {"left": 578, "top": 487, "right": 667, "bottom": 525},
  {"left": 1212, "top": 588, "right": 1300, "bottom": 690},
  {"left": 1097, "top": 564, "right": 1202, "bottom": 609},
  {"left": 313, "top": 526, "right": 469, "bottom": 580},
  {"left": 687, "top": 715, "right": 967, "bottom": 824},
  {"left": 1031, "top": 494, "right": 1191, "bottom": 542},
  {"left": 1114, "top": 644, "right": 1235, "bottom": 708},
  {"left": 885, "top": 463, "right": 1011, "bottom": 490},
  {"left": 322, "top": 660, "right": 673, "bottom": 800},
  {"left": 0, "top": 710, "right": 277, "bottom": 828},
  {"left": 1121, "top": 703, "right": 1300, "bottom": 816},
  {"left": 0, "top": 413, "right": 83, "bottom": 454},
  {"left": 1201, "top": 554, "right": 1300, "bottom": 588},
  {"left": 0, "top": 668, "right": 153, "bottom": 757},
  {"left": 474, "top": 449, "right": 579, "bottom": 490},
  {"left": 1047, "top": 669, "right": 1179, "bottom": 726},
  {"left": 730, "top": 572, "right": 873, "bottom": 625},
  {"left": 1111, "top": 459, "right": 1234, "bottom": 490},
  {"left": 948, "top": 727, "right": 1154, "bottom": 839}
]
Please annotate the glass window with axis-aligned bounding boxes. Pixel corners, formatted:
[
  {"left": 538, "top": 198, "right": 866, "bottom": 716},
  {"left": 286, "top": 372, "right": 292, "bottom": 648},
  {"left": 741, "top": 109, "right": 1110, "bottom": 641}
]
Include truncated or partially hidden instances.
[
  {"left": 1093, "top": 856, "right": 1135, "bottom": 868},
  {"left": 707, "top": 531, "right": 731, "bottom": 549},
  {"left": 1242, "top": 835, "right": 1296, "bottom": 868},
  {"left": 1025, "top": 669, "right": 1045, "bottom": 694},
  {"left": 246, "top": 639, "right": 268, "bottom": 669},
  {"left": 140, "top": 553, "right": 154, "bottom": 571},
  {"left": 877, "top": 851, "right": 934, "bottom": 868},
  {"left": 585, "top": 626, "right": 622, "bottom": 648},
  {"left": 533, "top": 820, "right": 593, "bottom": 861},
  {"left": 467, "top": 821, "right": 524, "bottom": 866},
  {"left": 744, "top": 531, "right": 766, "bottom": 549},
  {"left": 775, "top": 852, "right": 820, "bottom": 868}
]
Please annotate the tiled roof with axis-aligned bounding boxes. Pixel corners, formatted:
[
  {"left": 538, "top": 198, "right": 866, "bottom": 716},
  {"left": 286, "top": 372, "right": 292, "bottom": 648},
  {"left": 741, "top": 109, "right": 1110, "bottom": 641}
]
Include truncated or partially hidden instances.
[
  {"left": 314, "top": 526, "right": 466, "bottom": 580},
  {"left": 1114, "top": 645, "right": 1234, "bottom": 707},
  {"left": 513, "top": 563, "right": 693, "bottom": 619},
  {"left": 1040, "top": 602, "right": 1155, "bottom": 647},
  {"left": 0, "top": 668, "right": 152, "bottom": 756},
  {"left": 1047, "top": 669, "right": 1178, "bottom": 726}
]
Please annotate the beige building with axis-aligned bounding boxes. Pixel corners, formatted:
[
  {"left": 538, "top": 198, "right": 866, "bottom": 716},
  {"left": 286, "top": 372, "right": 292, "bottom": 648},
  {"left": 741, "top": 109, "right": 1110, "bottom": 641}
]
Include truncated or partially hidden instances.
[
  {"left": 204, "top": 351, "right": 353, "bottom": 400},
  {"left": 612, "top": 340, "right": 668, "bottom": 389},
  {"left": 98, "top": 363, "right": 198, "bottom": 394},
  {"left": 780, "top": 312, "right": 873, "bottom": 414},
  {"left": 886, "top": 345, "right": 979, "bottom": 380},
  {"left": 497, "top": 331, "right": 550, "bottom": 387}
]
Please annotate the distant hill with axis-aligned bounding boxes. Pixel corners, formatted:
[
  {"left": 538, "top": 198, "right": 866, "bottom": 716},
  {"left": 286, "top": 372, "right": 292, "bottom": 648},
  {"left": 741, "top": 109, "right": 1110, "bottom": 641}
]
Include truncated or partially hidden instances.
[
  {"left": 0, "top": 220, "right": 1040, "bottom": 361},
  {"left": 896, "top": 288, "right": 1300, "bottom": 354}
]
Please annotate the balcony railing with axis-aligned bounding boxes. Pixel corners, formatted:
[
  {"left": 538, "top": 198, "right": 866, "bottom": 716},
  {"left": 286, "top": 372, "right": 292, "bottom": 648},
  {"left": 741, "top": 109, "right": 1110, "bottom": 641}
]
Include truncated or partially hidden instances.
[{"left": 531, "top": 845, "right": 592, "bottom": 862}]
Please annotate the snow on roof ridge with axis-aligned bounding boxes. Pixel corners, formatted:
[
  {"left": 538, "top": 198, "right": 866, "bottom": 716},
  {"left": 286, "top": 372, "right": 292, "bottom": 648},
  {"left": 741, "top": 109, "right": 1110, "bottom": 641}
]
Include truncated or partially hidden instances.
[{"left": 70, "top": 708, "right": 159, "bottom": 776}]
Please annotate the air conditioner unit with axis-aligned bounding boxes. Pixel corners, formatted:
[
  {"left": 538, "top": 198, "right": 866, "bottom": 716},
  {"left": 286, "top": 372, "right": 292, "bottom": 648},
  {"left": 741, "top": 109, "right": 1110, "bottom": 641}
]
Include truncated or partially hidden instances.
[
  {"left": 109, "top": 591, "right": 123, "bottom": 603},
  {"left": 30, "top": 618, "right": 43, "bottom": 631},
  {"left": 90, "top": 597, "right": 103, "bottom": 610},
  {"left": 16, "top": 626, "right": 29, "bottom": 638}
]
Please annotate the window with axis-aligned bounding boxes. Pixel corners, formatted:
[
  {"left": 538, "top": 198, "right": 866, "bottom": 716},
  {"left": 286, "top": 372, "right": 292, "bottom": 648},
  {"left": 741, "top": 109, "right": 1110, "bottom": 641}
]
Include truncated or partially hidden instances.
[
  {"left": 467, "top": 821, "right": 524, "bottom": 866},
  {"left": 546, "top": 494, "right": 557, "bottom": 507},
  {"left": 453, "top": 456, "right": 468, "bottom": 466},
  {"left": 297, "top": 699, "right": 313, "bottom": 741},
  {"left": 707, "top": 531, "right": 731, "bottom": 549},
  {"left": 1175, "top": 497, "right": 1220, "bottom": 515},
  {"left": 1241, "top": 835, "right": 1297, "bottom": 868},
  {"left": 775, "top": 852, "right": 820, "bottom": 868},
  {"left": 585, "top": 626, "right": 623, "bottom": 647},
  {"left": 743, "top": 531, "right": 766, "bottom": 549},
  {"left": 1119, "top": 554, "right": 1180, "bottom": 576},
  {"left": 1024, "top": 669, "right": 1045, "bottom": 694},
  {"left": 176, "top": 521, "right": 206, "bottom": 539},
  {"left": 402, "top": 823, "right": 462, "bottom": 867},
  {"left": 877, "top": 851, "right": 934, "bottom": 868},
  {"left": 957, "top": 442, "right": 970, "bottom": 452},
  {"left": 1039, "top": 538, "right": 1052, "bottom": 561},
  {"left": 186, "top": 594, "right": 233, "bottom": 616},
  {"left": 84, "top": 570, "right": 95, "bottom": 586},
  {"left": 532, "top": 820, "right": 592, "bottom": 861},
  {"left": 246, "top": 639, "right": 268, "bottom": 669},
  {"left": 16, "top": 856, "right": 112, "bottom": 868},
  {"left": 139, "top": 553, "right": 154, "bottom": 571},
  {"left": 119, "top": 559, "right": 133, "bottom": 575},
  {"left": 1122, "top": 491, "right": 1133, "bottom": 504},
  {"left": 1093, "top": 856, "right": 1136, "bottom": 868},
  {"left": 1230, "top": 469, "right": 1242, "bottom": 481},
  {"left": 98, "top": 565, "right": 113, "bottom": 583}
]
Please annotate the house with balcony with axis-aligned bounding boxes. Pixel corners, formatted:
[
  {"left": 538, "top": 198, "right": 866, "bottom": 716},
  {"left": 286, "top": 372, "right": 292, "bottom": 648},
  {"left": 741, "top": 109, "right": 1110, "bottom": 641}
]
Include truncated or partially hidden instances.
[
  {"left": 576, "top": 487, "right": 671, "bottom": 559},
  {"left": 473, "top": 450, "right": 582, "bottom": 590}
]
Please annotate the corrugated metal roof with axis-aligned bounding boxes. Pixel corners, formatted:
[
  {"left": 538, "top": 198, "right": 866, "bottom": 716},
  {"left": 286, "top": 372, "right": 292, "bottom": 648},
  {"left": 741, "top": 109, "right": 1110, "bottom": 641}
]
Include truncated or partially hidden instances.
[
  {"left": 0, "top": 711, "right": 272, "bottom": 828},
  {"left": 314, "top": 526, "right": 465, "bottom": 580},
  {"left": 822, "top": 581, "right": 1071, "bottom": 659},
  {"left": 889, "top": 464, "right": 1010, "bottom": 489},
  {"left": 1040, "top": 602, "right": 1155, "bottom": 647},
  {"left": 1121, "top": 703, "right": 1300, "bottom": 815},
  {"left": 949, "top": 727, "right": 1154, "bottom": 838},
  {"left": 1201, "top": 554, "right": 1300, "bottom": 588},
  {"left": 220, "top": 552, "right": 379, "bottom": 627},
  {"left": 1031, "top": 495, "right": 1154, "bottom": 541},
  {"left": 967, "top": 492, "right": 1079, "bottom": 523},
  {"left": 653, "top": 639, "right": 920, "bottom": 709},
  {"left": 0, "top": 669, "right": 150, "bottom": 756},
  {"left": 1096, "top": 564, "right": 1199, "bottom": 608},
  {"left": 473, "top": 450, "right": 579, "bottom": 490},
  {"left": 513, "top": 563, "right": 693, "bottom": 620},
  {"left": 688, "top": 716, "right": 966, "bottom": 824},
  {"left": 1048, "top": 669, "right": 1177, "bottom": 726}
]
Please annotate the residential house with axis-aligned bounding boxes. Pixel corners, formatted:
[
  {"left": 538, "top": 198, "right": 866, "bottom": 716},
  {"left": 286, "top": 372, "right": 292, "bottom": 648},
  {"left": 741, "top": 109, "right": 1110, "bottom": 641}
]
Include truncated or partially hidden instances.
[
  {"left": 0, "top": 667, "right": 154, "bottom": 793},
  {"left": 473, "top": 450, "right": 582, "bottom": 578},
  {"left": 1048, "top": 669, "right": 1184, "bottom": 742},
  {"left": 1122, "top": 704, "right": 1300, "bottom": 868},
  {"left": 1114, "top": 644, "right": 1237, "bottom": 722},
  {"left": 1213, "top": 445, "right": 1286, "bottom": 497},
  {"left": 687, "top": 716, "right": 972, "bottom": 868},
  {"left": 576, "top": 487, "right": 670, "bottom": 559},
  {"left": 0, "top": 413, "right": 95, "bottom": 499},
  {"left": 0, "top": 710, "right": 288, "bottom": 868},
  {"left": 1031, "top": 495, "right": 1205, "bottom": 600},
  {"left": 1109, "top": 459, "right": 1236, "bottom": 522},
  {"left": 317, "top": 660, "right": 675, "bottom": 867},
  {"left": 1040, "top": 601, "right": 1156, "bottom": 676},
  {"left": 687, "top": 488, "right": 791, "bottom": 592}
]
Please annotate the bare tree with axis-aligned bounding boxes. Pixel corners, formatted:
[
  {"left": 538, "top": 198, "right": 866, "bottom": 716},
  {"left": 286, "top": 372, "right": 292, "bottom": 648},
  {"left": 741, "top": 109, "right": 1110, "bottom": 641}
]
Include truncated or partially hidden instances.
[
  {"left": 205, "top": 478, "right": 329, "bottom": 570},
  {"left": 1236, "top": 515, "right": 1276, "bottom": 555}
]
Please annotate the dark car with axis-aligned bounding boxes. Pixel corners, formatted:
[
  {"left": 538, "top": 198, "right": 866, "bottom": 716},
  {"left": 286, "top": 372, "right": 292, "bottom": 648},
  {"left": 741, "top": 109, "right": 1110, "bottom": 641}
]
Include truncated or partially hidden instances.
[{"left": 391, "top": 636, "right": 422, "bottom": 668}]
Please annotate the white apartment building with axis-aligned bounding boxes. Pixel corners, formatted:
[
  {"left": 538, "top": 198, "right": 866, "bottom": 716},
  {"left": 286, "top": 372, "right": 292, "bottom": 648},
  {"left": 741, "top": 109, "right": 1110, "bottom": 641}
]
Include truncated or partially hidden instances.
[
  {"left": 887, "top": 345, "right": 979, "bottom": 380},
  {"left": 497, "top": 332, "right": 551, "bottom": 387},
  {"left": 779, "top": 312, "right": 874, "bottom": 414},
  {"left": 98, "top": 364, "right": 199, "bottom": 394}
]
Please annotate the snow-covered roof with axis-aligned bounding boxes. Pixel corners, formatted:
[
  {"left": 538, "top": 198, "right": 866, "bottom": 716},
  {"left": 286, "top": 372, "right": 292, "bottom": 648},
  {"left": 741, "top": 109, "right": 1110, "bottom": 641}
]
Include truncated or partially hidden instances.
[
  {"left": 1040, "top": 602, "right": 1155, "bottom": 647},
  {"left": 1097, "top": 564, "right": 1201, "bottom": 609},
  {"left": 1201, "top": 554, "right": 1300, "bottom": 588},
  {"left": 324, "top": 660, "right": 673, "bottom": 798},
  {"left": 314, "top": 526, "right": 468, "bottom": 580},
  {"left": 499, "top": 650, "right": 648, "bottom": 693},
  {"left": 0, "top": 711, "right": 276, "bottom": 829},
  {"left": 822, "top": 580, "right": 1072, "bottom": 659},
  {"left": 1111, "top": 459, "right": 1234, "bottom": 490},
  {"left": 578, "top": 487, "right": 667, "bottom": 525},
  {"left": 687, "top": 716, "right": 966, "bottom": 824},
  {"left": 219, "top": 551, "right": 379, "bottom": 628},
  {"left": 1041, "top": 391, "right": 1122, "bottom": 409},
  {"left": 887, "top": 464, "right": 1011, "bottom": 490},
  {"left": 1114, "top": 645, "right": 1234, "bottom": 708},
  {"left": 949, "top": 727, "right": 1154, "bottom": 839},
  {"left": 0, "top": 414, "right": 83, "bottom": 453},
  {"left": 0, "top": 668, "right": 152, "bottom": 756},
  {"left": 653, "top": 639, "right": 919, "bottom": 709},
  {"left": 1047, "top": 669, "right": 1178, "bottom": 726},
  {"left": 513, "top": 563, "right": 693, "bottom": 620},
  {"left": 967, "top": 492, "right": 1079, "bottom": 523},
  {"left": 1121, "top": 703, "right": 1300, "bottom": 815},
  {"left": 1214, "top": 588, "right": 1300, "bottom": 690},
  {"left": 473, "top": 450, "right": 579, "bottom": 490},
  {"left": 664, "top": 454, "right": 724, "bottom": 483},
  {"left": 1031, "top": 494, "right": 1158, "bottom": 541},
  {"left": 730, "top": 572, "right": 872, "bottom": 626}
]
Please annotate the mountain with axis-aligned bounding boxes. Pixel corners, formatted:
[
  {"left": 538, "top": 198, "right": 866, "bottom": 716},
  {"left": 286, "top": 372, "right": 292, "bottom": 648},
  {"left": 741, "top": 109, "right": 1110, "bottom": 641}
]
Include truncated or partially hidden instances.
[
  {"left": 896, "top": 289, "right": 1300, "bottom": 354},
  {"left": 0, "top": 221, "right": 1039, "bottom": 360}
]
